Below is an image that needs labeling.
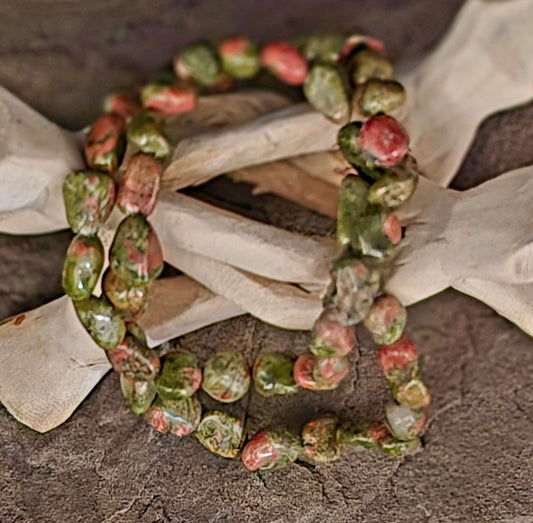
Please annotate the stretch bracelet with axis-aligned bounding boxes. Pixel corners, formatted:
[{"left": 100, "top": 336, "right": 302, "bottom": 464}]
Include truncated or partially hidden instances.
[{"left": 61, "top": 33, "right": 431, "bottom": 471}]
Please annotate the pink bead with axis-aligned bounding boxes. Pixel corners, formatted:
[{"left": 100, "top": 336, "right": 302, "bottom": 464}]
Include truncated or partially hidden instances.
[
  {"left": 260, "top": 41, "right": 308, "bottom": 85},
  {"left": 313, "top": 312, "right": 357, "bottom": 356},
  {"left": 241, "top": 430, "right": 280, "bottom": 471},
  {"left": 143, "top": 86, "right": 196, "bottom": 116},
  {"left": 293, "top": 353, "right": 321, "bottom": 391},
  {"left": 340, "top": 34, "right": 385, "bottom": 60},
  {"left": 219, "top": 36, "right": 250, "bottom": 57},
  {"left": 383, "top": 214, "right": 402, "bottom": 244},
  {"left": 104, "top": 93, "right": 140, "bottom": 121},
  {"left": 378, "top": 335, "right": 418, "bottom": 374}
]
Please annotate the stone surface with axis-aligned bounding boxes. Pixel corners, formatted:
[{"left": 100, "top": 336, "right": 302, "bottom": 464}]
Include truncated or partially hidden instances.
[{"left": 1, "top": 0, "right": 532, "bottom": 521}]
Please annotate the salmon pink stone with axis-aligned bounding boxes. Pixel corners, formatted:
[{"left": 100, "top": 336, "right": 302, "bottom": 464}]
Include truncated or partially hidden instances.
[
  {"left": 103, "top": 93, "right": 140, "bottom": 121},
  {"left": 85, "top": 113, "right": 127, "bottom": 172},
  {"left": 140, "top": 84, "right": 197, "bottom": 116},
  {"left": 378, "top": 335, "right": 418, "bottom": 375},
  {"left": 260, "top": 41, "right": 308, "bottom": 85},
  {"left": 311, "top": 311, "right": 357, "bottom": 357}
]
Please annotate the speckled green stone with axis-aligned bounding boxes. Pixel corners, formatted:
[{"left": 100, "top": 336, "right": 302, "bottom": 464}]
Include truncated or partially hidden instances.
[
  {"left": 350, "top": 210, "right": 396, "bottom": 259},
  {"left": 337, "top": 425, "right": 381, "bottom": 450},
  {"left": 127, "top": 111, "right": 171, "bottom": 158},
  {"left": 220, "top": 40, "right": 260, "bottom": 79},
  {"left": 301, "top": 417, "right": 343, "bottom": 464},
  {"left": 144, "top": 396, "right": 202, "bottom": 437},
  {"left": 297, "top": 32, "right": 345, "bottom": 63},
  {"left": 178, "top": 41, "right": 221, "bottom": 86},
  {"left": 74, "top": 296, "right": 126, "bottom": 350},
  {"left": 107, "top": 334, "right": 160, "bottom": 380},
  {"left": 336, "top": 175, "right": 370, "bottom": 247},
  {"left": 62, "top": 234, "right": 104, "bottom": 301},
  {"left": 155, "top": 351, "right": 202, "bottom": 400},
  {"left": 195, "top": 410, "right": 245, "bottom": 459},
  {"left": 202, "top": 351, "right": 251, "bottom": 403},
  {"left": 367, "top": 162, "right": 418, "bottom": 209},
  {"left": 337, "top": 122, "right": 363, "bottom": 166},
  {"left": 349, "top": 48, "right": 393, "bottom": 85},
  {"left": 252, "top": 353, "right": 299, "bottom": 397},
  {"left": 120, "top": 374, "right": 156, "bottom": 415},
  {"left": 103, "top": 269, "right": 149, "bottom": 320},
  {"left": 358, "top": 78, "right": 406, "bottom": 116},
  {"left": 380, "top": 436, "right": 421, "bottom": 457}
]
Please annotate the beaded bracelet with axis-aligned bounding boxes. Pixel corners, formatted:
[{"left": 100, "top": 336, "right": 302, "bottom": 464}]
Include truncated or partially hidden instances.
[{"left": 61, "top": 33, "right": 431, "bottom": 471}]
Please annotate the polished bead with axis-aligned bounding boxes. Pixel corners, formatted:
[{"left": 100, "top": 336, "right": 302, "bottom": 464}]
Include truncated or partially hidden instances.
[
  {"left": 359, "top": 115, "right": 409, "bottom": 167},
  {"left": 252, "top": 353, "right": 299, "bottom": 397},
  {"left": 109, "top": 214, "right": 163, "bottom": 285},
  {"left": 367, "top": 159, "right": 418, "bottom": 208},
  {"left": 62, "top": 234, "right": 104, "bottom": 301},
  {"left": 219, "top": 37, "right": 260, "bottom": 79},
  {"left": 140, "top": 84, "right": 197, "bottom": 116},
  {"left": 74, "top": 296, "right": 126, "bottom": 350},
  {"left": 395, "top": 377, "right": 431, "bottom": 410},
  {"left": 195, "top": 410, "right": 245, "bottom": 459},
  {"left": 350, "top": 210, "right": 400, "bottom": 258},
  {"left": 293, "top": 353, "right": 321, "bottom": 391},
  {"left": 63, "top": 171, "right": 116, "bottom": 235},
  {"left": 312, "top": 355, "right": 350, "bottom": 389},
  {"left": 348, "top": 48, "right": 393, "bottom": 85},
  {"left": 241, "top": 426, "right": 301, "bottom": 471},
  {"left": 120, "top": 374, "right": 156, "bottom": 415},
  {"left": 174, "top": 41, "right": 221, "bottom": 87},
  {"left": 310, "top": 311, "right": 357, "bottom": 357},
  {"left": 378, "top": 335, "right": 419, "bottom": 385},
  {"left": 127, "top": 111, "right": 171, "bottom": 159},
  {"left": 336, "top": 175, "right": 369, "bottom": 247},
  {"left": 260, "top": 41, "right": 308, "bottom": 86},
  {"left": 155, "top": 351, "right": 202, "bottom": 400},
  {"left": 358, "top": 78, "right": 406, "bottom": 116},
  {"left": 103, "top": 93, "right": 140, "bottom": 121},
  {"left": 385, "top": 403, "right": 428, "bottom": 441},
  {"left": 85, "top": 113, "right": 126, "bottom": 173},
  {"left": 340, "top": 34, "right": 385, "bottom": 60},
  {"left": 380, "top": 435, "right": 421, "bottom": 457},
  {"left": 303, "top": 62, "right": 351, "bottom": 124},
  {"left": 363, "top": 295, "right": 407, "bottom": 345},
  {"left": 298, "top": 32, "right": 345, "bottom": 63},
  {"left": 103, "top": 269, "right": 149, "bottom": 320},
  {"left": 144, "top": 396, "right": 202, "bottom": 437},
  {"left": 337, "top": 421, "right": 389, "bottom": 449},
  {"left": 337, "top": 121, "right": 363, "bottom": 166},
  {"left": 301, "top": 417, "right": 342, "bottom": 464},
  {"left": 201, "top": 351, "right": 251, "bottom": 403},
  {"left": 107, "top": 334, "right": 160, "bottom": 380}
]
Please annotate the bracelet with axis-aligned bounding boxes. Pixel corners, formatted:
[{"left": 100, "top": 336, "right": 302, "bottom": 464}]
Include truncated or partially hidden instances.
[{"left": 61, "top": 33, "right": 431, "bottom": 471}]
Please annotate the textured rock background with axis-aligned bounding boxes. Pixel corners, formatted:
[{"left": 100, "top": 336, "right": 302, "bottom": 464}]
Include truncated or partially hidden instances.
[{"left": 1, "top": 1, "right": 533, "bottom": 521}]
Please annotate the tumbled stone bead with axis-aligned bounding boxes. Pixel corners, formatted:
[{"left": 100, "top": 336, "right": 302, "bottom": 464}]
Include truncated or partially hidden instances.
[
  {"left": 103, "top": 269, "right": 149, "bottom": 320},
  {"left": 363, "top": 295, "right": 407, "bottom": 345},
  {"left": 62, "top": 234, "right": 104, "bottom": 301},
  {"left": 109, "top": 214, "right": 163, "bottom": 285},
  {"left": 85, "top": 113, "right": 126, "bottom": 173},
  {"left": 294, "top": 354, "right": 349, "bottom": 391},
  {"left": 340, "top": 34, "right": 385, "bottom": 60},
  {"left": 260, "top": 41, "right": 308, "bottom": 86},
  {"left": 120, "top": 374, "right": 156, "bottom": 415},
  {"left": 385, "top": 403, "right": 428, "bottom": 441},
  {"left": 103, "top": 93, "right": 140, "bottom": 121},
  {"left": 297, "top": 32, "right": 345, "bottom": 63},
  {"left": 127, "top": 111, "right": 171, "bottom": 159},
  {"left": 395, "top": 377, "right": 431, "bottom": 410},
  {"left": 358, "top": 78, "right": 406, "bottom": 116},
  {"left": 378, "top": 335, "right": 419, "bottom": 385},
  {"left": 63, "top": 171, "right": 116, "bottom": 235},
  {"left": 310, "top": 311, "right": 357, "bottom": 357},
  {"left": 195, "top": 410, "right": 245, "bottom": 459},
  {"left": 219, "top": 37, "right": 260, "bottom": 79},
  {"left": 174, "top": 41, "right": 221, "bottom": 87},
  {"left": 337, "top": 421, "right": 389, "bottom": 449},
  {"left": 350, "top": 210, "right": 400, "bottom": 259},
  {"left": 293, "top": 354, "right": 321, "bottom": 391},
  {"left": 348, "top": 48, "right": 393, "bottom": 85},
  {"left": 155, "top": 351, "right": 202, "bottom": 400},
  {"left": 380, "top": 435, "right": 421, "bottom": 457},
  {"left": 252, "top": 353, "right": 299, "bottom": 397},
  {"left": 140, "top": 84, "right": 197, "bottom": 116},
  {"left": 117, "top": 153, "right": 163, "bottom": 216},
  {"left": 337, "top": 121, "right": 363, "bottom": 166},
  {"left": 241, "top": 426, "right": 301, "bottom": 471},
  {"left": 107, "top": 334, "right": 160, "bottom": 380},
  {"left": 204, "top": 72, "right": 236, "bottom": 94},
  {"left": 303, "top": 63, "right": 351, "bottom": 124},
  {"left": 74, "top": 296, "right": 126, "bottom": 350},
  {"left": 144, "top": 396, "right": 202, "bottom": 437},
  {"left": 367, "top": 160, "right": 418, "bottom": 209},
  {"left": 336, "top": 175, "right": 369, "bottom": 247},
  {"left": 301, "top": 417, "right": 342, "bottom": 464},
  {"left": 202, "top": 351, "right": 251, "bottom": 403}
]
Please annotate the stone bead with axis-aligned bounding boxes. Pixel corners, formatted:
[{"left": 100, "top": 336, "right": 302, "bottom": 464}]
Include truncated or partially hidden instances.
[
  {"left": 303, "top": 62, "right": 351, "bottom": 124},
  {"left": 252, "top": 353, "right": 299, "bottom": 397},
  {"left": 379, "top": 436, "right": 421, "bottom": 457},
  {"left": 109, "top": 214, "right": 163, "bottom": 286},
  {"left": 102, "top": 269, "right": 149, "bottom": 320},
  {"left": 219, "top": 37, "right": 260, "bottom": 79},
  {"left": 385, "top": 403, "right": 428, "bottom": 441},
  {"left": 378, "top": 335, "right": 419, "bottom": 385},
  {"left": 117, "top": 153, "right": 163, "bottom": 216},
  {"left": 140, "top": 84, "right": 197, "bottom": 116},
  {"left": 310, "top": 312, "right": 357, "bottom": 357},
  {"left": 348, "top": 48, "right": 393, "bottom": 85},
  {"left": 340, "top": 34, "right": 385, "bottom": 60},
  {"left": 359, "top": 115, "right": 409, "bottom": 167},
  {"left": 144, "top": 396, "right": 202, "bottom": 437},
  {"left": 363, "top": 295, "right": 407, "bottom": 345},
  {"left": 195, "top": 410, "right": 245, "bottom": 459},
  {"left": 293, "top": 354, "right": 321, "bottom": 391},
  {"left": 350, "top": 210, "right": 400, "bottom": 259},
  {"left": 395, "top": 377, "right": 431, "bottom": 410},
  {"left": 62, "top": 234, "right": 104, "bottom": 301},
  {"left": 103, "top": 93, "right": 140, "bottom": 121},
  {"left": 241, "top": 426, "right": 301, "bottom": 471},
  {"left": 84, "top": 113, "right": 127, "bottom": 173},
  {"left": 294, "top": 354, "right": 349, "bottom": 391},
  {"left": 174, "top": 41, "right": 221, "bottom": 87},
  {"left": 298, "top": 32, "right": 345, "bottom": 63},
  {"left": 337, "top": 421, "right": 389, "bottom": 450},
  {"left": 120, "top": 374, "right": 156, "bottom": 415},
  {"left": 337, "top": 121, "right": 363, "bottom": 166},
  {"left": 367, "top": 159, "right": 418, "bottom": 209},
  {"left": 155, "top": 351, "right": 202, "bottom": 400},
  {"left": 260, "top": 41, "right": 308, "bottom": 86},
  {"left": 127, "top": 111, "right": 171, "bottom": 159},
  {"left": 63, "top": 171, "right": 116, "bottom": 235},
  {"left": 336, "top": 175, "right": 369, "bottom": 247},
  {"left": 107, "top": 334, "right": 160, "bottom": 380},
  {"left": 201, "top": 351, "right": 251, "bottom": 403},
  {"left": 301, "top": 417, "right": 342, "bottom": 464},
  {"left": 358, "top": 78, "right": 406, "bottom": 116},
  {"left": 74, "top": 296, "right": 126, "bottom": 350}
]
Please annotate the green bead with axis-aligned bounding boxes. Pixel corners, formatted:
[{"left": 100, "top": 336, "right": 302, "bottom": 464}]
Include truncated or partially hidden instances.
[
  {"left": 252, "top": 353, "right": 299, "bottom": 397},
  {"left": 303, "top": 62, "right": 351, "bottom": 124},
  {"left": 144, "top": 396, "right": 202, "bottom": 437},
  {"left": 107, "top": 334, "right": 160, "bottom": 380},
  {"left": 336, "top": 175, "right": 370, "bottom": 247},
  {"left": 394, "top": 377, "right": 431, "bottom": 410},
  {"left": 202, "top": 351, "right": 251, "bottom": 403},
  {"left": 195, "top": 410, "right": 245, "bottom": 459},
  {"left": 297, "top": 32, "right": 345, "bottom": 63},
  {"left": 301, "top": 417, "right": 343, "bottom": 464},
  {"left": 120, "top": 374, "right": 156, "bottom": 415},
  {"left": 367, "top": 161, "right": 418, "bottom": 209},
  {"left": 358, "top": 78, "right": 406, "bottom": 116},
  {"left": 349, "top": 48, "right": 393, "bottom": 85},
  {"left": 74, "top": 296, "right": 126, "bottom": 350},
  {"left": 219, "top": 37, "right": 260, "bottom": 79},
  {"left": 155, "top": 351, "right": 202, "bottom": 400},
  {"left": 177, "top": 41, "right": 221, "bottom": 86},
  {"left": 62, "top": 234, "right": 104, "bottom": 301},
  {"left": 337, "top": 122, "right": 363, "bottom": 166},
  {"left": 127, "top": 111, "right": 171, "bottom": 158},
  {"left": 103, "top": 269, "right": 149, "bottom": 320},
  {"left": 363, "top": 295, "right": 407, "bottom": 345},
  {"left": 350, "top": 210, "right": 397, "bottom": 259},
  {"left": 380, "top": 436, "right": 421, "bottom": 457}
]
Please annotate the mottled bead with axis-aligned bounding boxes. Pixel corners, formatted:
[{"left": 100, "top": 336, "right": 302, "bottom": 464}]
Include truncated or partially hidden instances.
[
  {"left": 359, "top": 115, "right": 409, "bottom": 167},
  {"left": 195, "top": 410, "right": 245, "bottom": 459},
  {"left": 301, "top": 417, "right": 342, "bottom": 464},
  {"left": 117, "top": 153, "right": 163, "bottom": 216},
  {"left": 358, "top": 79, "right": 406, "bottom": 116},
  {"left": 74, "top": 296, "right": 126, "bottom": 350},
  {"left": 303, "top": 63, "right": 350, "bottom": 124},
  {"left": 252, "top": 353, "right": 299, "bottom": 397},
  {"left": 109, "top": 214, "right": 163, "bottom": 285},
  {"left": 367, "top": 160, "right": 418, "bottom": 209},
  {"left": 310, "top": 311, "right": 357, "bottom": 357},
  {"left": 378, "top": 335, "right": 419, "bottom": 385},
  {"left": 336, "top": 175, "right": 369, "bottom": 247},
  {"left": 155, "top": 351, "right": 202, "bottom": 400},
  {"left": 174, "top": 41, "right": 221, "bottom": 87},
  {"left": 337, "top": 121, "right": 363, "bottom": 166},
  {"left": 144, "top": 396, "right": 202, "bottom": 437},
  {"left": 84, "top": 113, "right": 126, "bottom": 173},
  {"left": 294, "top": 354, "right": 349, "bottom": 391},
  {"left": 202, "top": 351, "right": 251, "bottom": 403},
  {"left": 298, "top": 32, "right": 345, "bottom": 63},
  {"left": 241, "top": 426, "right": 301, "bottom": 471},
  {"left": 385, "top": 403, "right": 428, "bottom": 441},
  {"left": 103, "top": 269, "right": 149, "bottom": 320},
  {"left": 103, "top": 93, "right": 140, "bottom": 121},
  {"left": 62, "top": 234, "right": 104, "bottom": 301},
  {"left": 337, "top": 421, "right": 389, "bottom": 449},
  {"left": 340, "top": 34, "right": 385, "bottom": 60},
  {"left": 260, "top": 41, "right": 308, "bottom": 86},
  {"left": 363, "top": 295, "right": 407, "bottom": 345},
  {"left": 350, "top": 210, "right": 400, "bottom": 258},
  {"left": 349, "top": 48, "right": 393, "bottom": 85},
  {"left": 293, "top": 354, "right": 321, "bottom": 391},
  {"left": 63, "top": 171, "right": 116, "bottom": 235},
  {"left": 140, "top": 84, "right": 197, "bottom": 116},
  {"left": 395, "top": 377, "right": 431, "bottom": 410},
  {"left": 127, "top": 111, "right": 171, "bottom": 159},
  {"left": 107, "top": 334, "right": 160, "bottom": 380},
  {"left": 219, "top": 37, "right": 260, "bottom": 79},
  {"left": 120, "top": 374, "right": 156, "bottom": 415},
  {"left": 379, "top": 435, "right": 421, "bottom": 457}
]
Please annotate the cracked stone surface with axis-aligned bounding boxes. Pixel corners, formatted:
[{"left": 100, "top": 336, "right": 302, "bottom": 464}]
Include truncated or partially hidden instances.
[{"left": 1, "top": 1, "right": 532, "bottom": 521}]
